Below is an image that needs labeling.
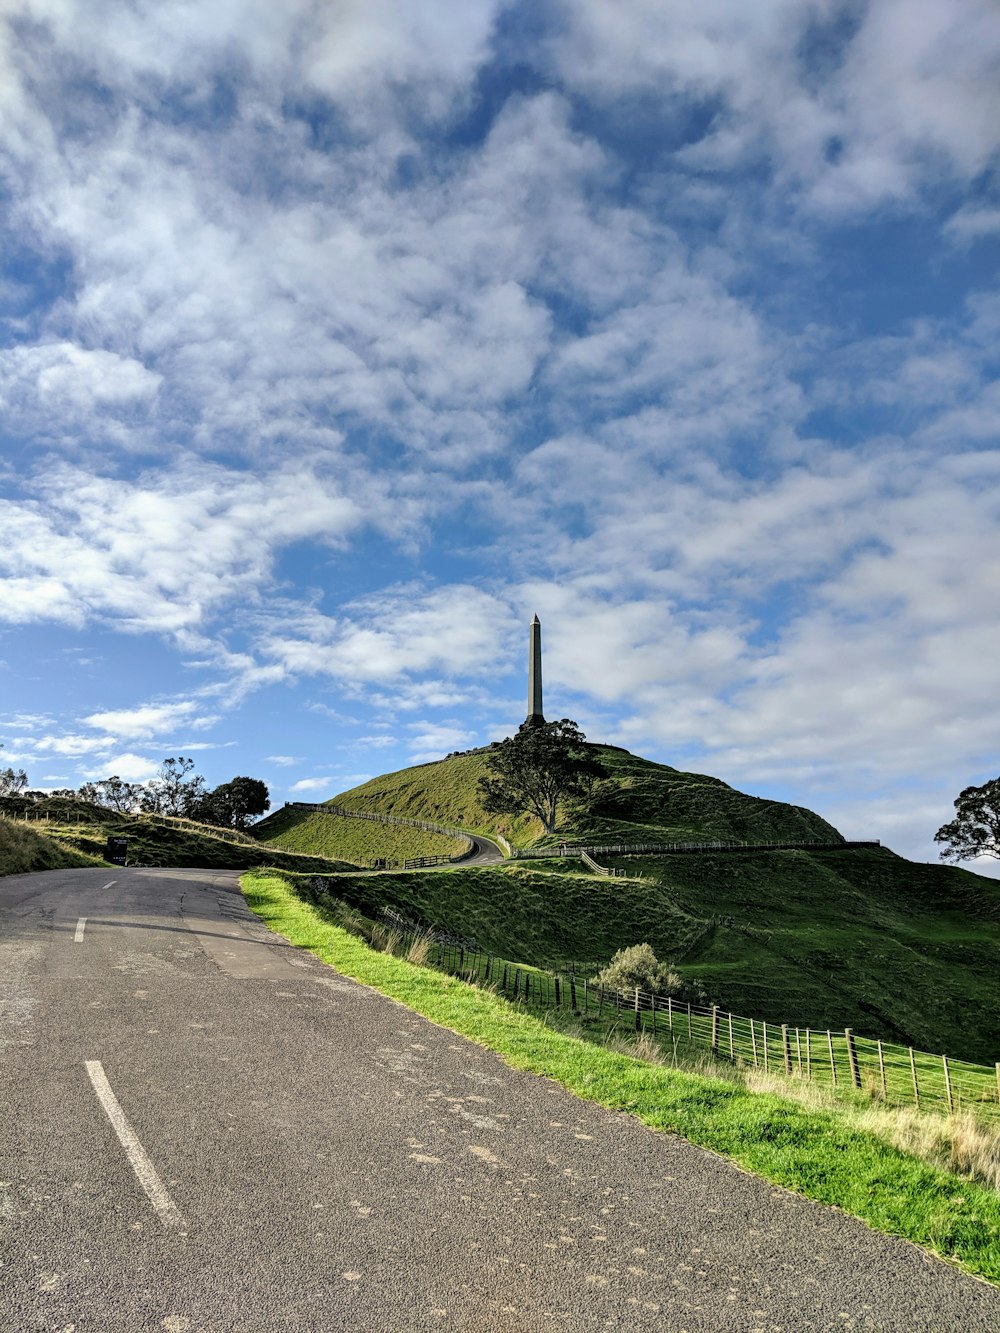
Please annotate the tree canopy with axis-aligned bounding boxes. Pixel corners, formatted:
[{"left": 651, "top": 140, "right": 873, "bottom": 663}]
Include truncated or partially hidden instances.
[
  {"left": 0, "top": 743, "right": 28, "bottom": 797},
  {"left": 193, "top": 777, "right": 270, "bottom": 829},
  {"left": 78, "top": 776, "right": 143, "bottom": 813},
  {"left": 139, "top": 757, "right": 207, "bottom": 817},
  {"left": 477, "top": 719, "right": 604, "bottom": 835},
  {"left": 934, "top": 777, "right": 1000, "bottom": 862}
]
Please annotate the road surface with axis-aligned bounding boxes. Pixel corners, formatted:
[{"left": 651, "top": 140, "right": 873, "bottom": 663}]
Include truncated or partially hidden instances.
[{"left": 2, "top": 866, "right": 998, "bottom": 1331}]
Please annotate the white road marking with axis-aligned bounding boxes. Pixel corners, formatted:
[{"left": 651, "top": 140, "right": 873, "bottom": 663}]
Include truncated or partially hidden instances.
[
  {"left": 84, "top": 1061, "right": 186, "bottom": 1231},
  {"left": 73, "top": 918, "right": 87, "bottom": 943},
  {"left": 101, "top": 881, "right": 117, "bottom": 890}
]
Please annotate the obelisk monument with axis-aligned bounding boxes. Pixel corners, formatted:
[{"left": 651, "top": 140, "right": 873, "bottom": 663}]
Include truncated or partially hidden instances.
[{"left": 523, "top": 614, "right": 545, "bottom": 729}]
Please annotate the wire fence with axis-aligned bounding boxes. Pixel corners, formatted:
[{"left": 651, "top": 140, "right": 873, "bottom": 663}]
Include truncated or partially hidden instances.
[
  {"left": 367, "top": 911, "right": 1000, "bottom": 1124},
  {"left": 510, "top": 837, "right": 881, "bottom": 860}
]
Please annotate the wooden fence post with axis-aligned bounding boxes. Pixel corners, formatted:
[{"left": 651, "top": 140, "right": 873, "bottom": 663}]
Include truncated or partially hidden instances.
[
  {"left": 762, "top": 1022, "right": 768, "bottom": 1072},
  {"left": 502, "top": 963, "right": 509, "bottom": 992},
  {"left": 634, "top": 987, "right": 642, "bottom": 1033},
  {"left": 513, "top": 968, "right": 520, "bottom": 1001},
  {"left": 827, "top": 1030, "right": 838, "bottom": 1088},
  {"left": 728, "top": 1011, "right": 733, "bottom": 1059},
  {"left": 651, "top": 995, "right": 657, "bottom": 1036},
  {"left": 570, "top": 977, "right": 578, "bottom": 1011},
  {"left": 845, "top": 1029, "right": 861, "bottom": 1090},
  {"left": 711, "top": 1006, "right": 719, "bottom": 1055},
  {"left": 942, "top": 1055, "right": 954, "bottom": 1114},
  {"left": 996, "top": 1062, "right": 1000, "bottom": 1106},
  {"left": 794, "top": 1028, "right": 802, "bottom": 1076},
  {"left": 805, "top": 1028, "right": 811, "bottom": 1080},
  {"left": 554, "top": 977, "right": 561, "bottom": 1007},
  {"left": 877, "top": 1041, "right": 886, "bottom": 1098},
  {"left": 583, "top": 979, "right": 588, "bottom": 1012},
  {"left": 750, "top": 1020, "right": 758, "bottom": 1067},
  {"left": 782, "top": 1025, "right": 792, "bottom": 1077},
  {"left": 687, "top": 1002, "right": 693, "bottom": 1041},
  {"left": 909, "top": 1047, "right": 919, "bottom": 1108},
  {"left": 666, "top": 996, "right": 673, "bottom": 1031}
]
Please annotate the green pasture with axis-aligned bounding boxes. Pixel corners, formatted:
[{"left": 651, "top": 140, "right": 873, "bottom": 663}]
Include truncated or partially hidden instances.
[{"left": 254, "top": 804, "right": 469, "bottom": 865}]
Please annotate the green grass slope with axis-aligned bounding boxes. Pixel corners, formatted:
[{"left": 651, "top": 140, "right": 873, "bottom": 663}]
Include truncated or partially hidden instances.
[
  {"left": 0, "top": 798, "right": 351, "bottom": 874},
  {"left": 330, "top": 744, "right": 840, "bottom": 847},
  {"left": 0, "top": 816, "right": 104, "bottom": 875},
  {"left": 254, "top": 805, "right": 469, "bottom": 865},
  {"left": 295, "top": 844, "right": 1000, "bottom": 1063}
]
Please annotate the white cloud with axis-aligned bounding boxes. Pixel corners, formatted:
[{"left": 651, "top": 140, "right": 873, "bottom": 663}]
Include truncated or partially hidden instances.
[
  {"left": 0, "top": 341, "right": 161, "bottom": 432},
  {"left": 80, "top": 751, "right": 161, "bottom": 782},
  {"left": 289, "top": 776, "right": 336, "bottom": 793},
  {"left": 407, "top": 721, "right": 475, "bottom": 763},
  {"left": 0, "top": 456, "right": 364, "bottom": 633},
  {"left": 266, "top": 754, "right": 299, "bottom": 766},
  {"left": 83, "top": 702, "right": 216, "bottom": 741},
  {"left": 944, "top": 205, "right": 1000, "bottom": 243},
  {"left": 261, "top": 585, "right": 518, "bottom": 685}
]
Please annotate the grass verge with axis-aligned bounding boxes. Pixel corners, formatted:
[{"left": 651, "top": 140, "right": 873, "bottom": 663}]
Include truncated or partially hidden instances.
[{"left": 242, "top": 869, "right": 1000, "bottom": 1286}]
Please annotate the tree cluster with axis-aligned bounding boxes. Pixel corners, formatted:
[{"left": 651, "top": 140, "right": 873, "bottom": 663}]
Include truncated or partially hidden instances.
[{"left": 3, "top": 751, "right": 269, "bottom": 830}]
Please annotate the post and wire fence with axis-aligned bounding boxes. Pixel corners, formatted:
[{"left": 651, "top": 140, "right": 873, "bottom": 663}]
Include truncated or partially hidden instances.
[{"left": 367, "top": 905, "right": 1000, "bottom": 1124}]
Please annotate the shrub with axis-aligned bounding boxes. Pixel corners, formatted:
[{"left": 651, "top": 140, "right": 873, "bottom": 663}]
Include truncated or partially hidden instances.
[{"left": 592, "top": 942, "right": 682, "bottom": 997}]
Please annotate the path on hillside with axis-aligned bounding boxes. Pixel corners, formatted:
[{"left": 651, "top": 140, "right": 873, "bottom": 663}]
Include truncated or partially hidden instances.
[
  {"left": 3, "top": 867, "right": 999, "bottom": 1332},
  {"left": 459, "top": 833, "right": 505, "bottom": 866}
]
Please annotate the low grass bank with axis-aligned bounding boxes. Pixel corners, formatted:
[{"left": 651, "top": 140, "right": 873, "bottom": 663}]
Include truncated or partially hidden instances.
[
  {"left": 0, "top": 815, "right": 104, "bottom": 875},
  {"left": 2, "top": 800, "right": 352, "bottom": 873},
  {"left": 242, "top": 869, "right": 1000, "bottom": 1286}
]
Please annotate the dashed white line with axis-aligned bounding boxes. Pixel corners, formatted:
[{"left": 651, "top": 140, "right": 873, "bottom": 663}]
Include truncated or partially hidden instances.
[
  {"left": 73, "top": 917, "right": 87, "bottom": 943},
  {"left": 101, "top": 880, "right": 117, "bottom": 890},
  {"left": 84, "top": 1061, "right": 187, "bottom": 1231}
]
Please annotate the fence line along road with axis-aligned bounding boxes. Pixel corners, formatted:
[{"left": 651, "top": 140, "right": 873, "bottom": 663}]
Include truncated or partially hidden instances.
[{"left": 323, "top": 894, "right": 1000, "bottom": 1126}]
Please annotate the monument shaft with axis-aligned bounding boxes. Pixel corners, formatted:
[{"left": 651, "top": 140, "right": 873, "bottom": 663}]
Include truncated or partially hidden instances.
[{"left": 525, "top": 614, "right": 545, "bottom": 728}]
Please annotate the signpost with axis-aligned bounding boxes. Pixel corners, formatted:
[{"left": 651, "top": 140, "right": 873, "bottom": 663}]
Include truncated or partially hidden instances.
[{"left": 105, "top": 836, "right": 128, "bottom": 866}]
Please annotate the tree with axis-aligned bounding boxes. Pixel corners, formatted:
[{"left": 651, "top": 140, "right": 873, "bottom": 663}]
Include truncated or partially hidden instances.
[
  {"left": 934, "top": 778, "right": 1000, "bottom": 862},
  {"left": 193, "top": 777, "right": 270, "bottom": 830},
  {"left": 0, "top": 744, "right": 28, "bottom": 797},
  {"left": 78, "top": 776, "right": 143, "bottom": 813},
  {"left": 140, "top": 757, "right": 206, "bottom": 817},
  {"left": 477, "top": 719, "right": 604, "bottom": 835}
]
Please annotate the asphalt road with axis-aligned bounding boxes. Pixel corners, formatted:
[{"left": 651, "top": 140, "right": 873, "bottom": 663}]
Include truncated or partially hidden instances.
[{"left": 2, "top": 866, "right": 999, "bottom": 1332}]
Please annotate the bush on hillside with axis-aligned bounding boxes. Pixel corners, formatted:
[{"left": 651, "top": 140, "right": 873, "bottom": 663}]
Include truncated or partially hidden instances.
[{"left": 592, "top": 943, "right": 682, "bottom": 997}]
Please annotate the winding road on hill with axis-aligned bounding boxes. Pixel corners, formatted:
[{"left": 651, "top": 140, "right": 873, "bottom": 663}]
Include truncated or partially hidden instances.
[{"left": 3, "top": 866, "right": 999, "bottom": 1332}]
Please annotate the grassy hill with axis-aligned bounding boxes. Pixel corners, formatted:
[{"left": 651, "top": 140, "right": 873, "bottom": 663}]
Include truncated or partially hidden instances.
[
  {"left": 287, "top": 743, "right": 999, "bottom": 1064},
  {"left": 254, "top": 805, "right": 469, "bottom": 865},
  {"left": 328, "top": 744, "right": 840, "bottom": 847}
]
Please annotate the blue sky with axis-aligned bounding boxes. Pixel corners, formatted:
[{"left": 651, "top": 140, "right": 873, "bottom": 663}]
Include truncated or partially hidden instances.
[{"left": 1, "top": 0, "right": 999, "bottom": 873}]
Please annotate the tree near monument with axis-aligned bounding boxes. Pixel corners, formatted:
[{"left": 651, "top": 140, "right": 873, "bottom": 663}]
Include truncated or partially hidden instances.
[
  {"left": 477, "top": 719, "right": 604, "bottom": 836},
  {"left": 934, "top": 777, "right": 1000, "bottom": 862}
]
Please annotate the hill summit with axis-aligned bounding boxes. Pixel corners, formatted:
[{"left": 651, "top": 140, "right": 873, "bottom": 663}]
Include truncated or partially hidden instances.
[{"left": 327, "top": 743, "right": 842, "bottom": 849}]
